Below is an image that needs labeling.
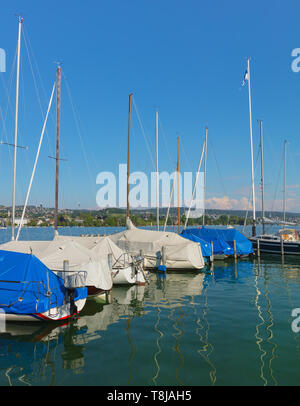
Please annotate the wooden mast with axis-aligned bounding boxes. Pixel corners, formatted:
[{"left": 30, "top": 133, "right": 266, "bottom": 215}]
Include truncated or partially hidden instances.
[
  {"left": 54, "top": 65, "right": 61, "bottom": 233},
  {"left": 177, "top": 136, "right": 180, "bottom": 234},
  {"left": 126, "top": 93, "right": 133, "bottom": 220}
]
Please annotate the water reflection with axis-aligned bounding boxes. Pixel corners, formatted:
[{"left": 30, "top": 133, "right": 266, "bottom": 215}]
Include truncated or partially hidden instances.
[
  {"left": 1, "top": 258, "right": 300, "bottom": 385},
  {"left": 145, "top": 272, "right": 216, "bottom": 386},
  {"left": 0, "top": 321, "right": 76, "bottom": 385}
]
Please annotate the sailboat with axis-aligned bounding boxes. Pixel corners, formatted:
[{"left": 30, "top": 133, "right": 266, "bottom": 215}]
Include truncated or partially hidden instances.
[
  {"left": 0, "top": 18, "right": 88, "bottom": 321},
  {"left": 110, "top": 94, "right": 205, "bottom": 271},
  {"left": 0, "top": 41, "right": 112, "bottom": 298},
  {"left": 249, "top": 135, "right": 300, "bottom": 255},
  {"left": 0, "top": 249, "right": 87, "bottom": 322},
  {"left": 53, "top": 234, "right": 147, "bottom": 286},
  {"left": 181, "top": 127, "right": 253, "bottom": 259}
]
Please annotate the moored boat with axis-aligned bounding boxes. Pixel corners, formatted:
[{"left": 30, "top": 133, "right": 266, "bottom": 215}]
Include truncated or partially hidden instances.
[
  {"left": 0, "top": 250, "right": 87, "bottom": 322},
  {"left": 249, "top": 229, "right": 300, "bottom": 256},
  {"left": 0, "top": 239, "right": 113, "bottom": 298}
]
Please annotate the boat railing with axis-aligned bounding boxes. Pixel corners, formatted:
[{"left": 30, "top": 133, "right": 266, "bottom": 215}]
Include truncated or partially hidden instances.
[
  {"left": 113, "top": 252, "right": 144, "bottom": 270},
  {"left": 56, "top": 270, "right": 88, "bottom": 289}
]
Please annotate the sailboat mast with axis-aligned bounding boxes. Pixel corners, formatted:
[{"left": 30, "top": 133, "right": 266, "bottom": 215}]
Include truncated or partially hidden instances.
[
  {"left": 283, "top": 139, "right": 287, "bottom": 225},
  {"left": 54, "top": 65, "right": 61, "bottom": 233},
  {"left": 156, "top": 110, "right": 159, "bottom": 230},
  {"left": 126, "top": 93, "right": 133, "bottom": 220},
  {"left": 259, "top": 120, "right": 265, "bottom": 234},
  {"left": 203, "top": 126, "right": 208, "bottom": 226},
  {"left": 11, "top": 16, "right": 23, "bottom": 241},
  {"left": 177, "top": 136, "right": 180, "bottom": 234},
  {"left": 247, "top": 57, "right": 256, "bottom": 236}
]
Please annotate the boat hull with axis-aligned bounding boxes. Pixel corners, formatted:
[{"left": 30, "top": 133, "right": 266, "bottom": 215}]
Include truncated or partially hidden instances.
[
  {"left": 250, "top": 237, "right": 300, "bottom": 255},
  {"left": 112, "top": 266, "right": 146, "bottom": 285},
  {"left": 143, "top": 257, "right": 204, "bottom": 270},
  {"left": 2, "top": 298, "right": 87, "bottom": 322}
]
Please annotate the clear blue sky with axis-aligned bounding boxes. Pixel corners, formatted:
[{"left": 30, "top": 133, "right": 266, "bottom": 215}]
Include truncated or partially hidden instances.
[{"left": 1, "top": 0, "right": 300, "bottom": 212}]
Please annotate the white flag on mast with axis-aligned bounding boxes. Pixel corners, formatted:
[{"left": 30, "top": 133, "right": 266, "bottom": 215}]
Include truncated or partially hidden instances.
[{"left": 242, "top": 69, "right": 249, "bottom": 86}]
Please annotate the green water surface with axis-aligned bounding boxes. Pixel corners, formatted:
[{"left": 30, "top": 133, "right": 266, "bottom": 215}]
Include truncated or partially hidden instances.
[{"left": 0, "top": 256, "right": 300, "bottom": 386}]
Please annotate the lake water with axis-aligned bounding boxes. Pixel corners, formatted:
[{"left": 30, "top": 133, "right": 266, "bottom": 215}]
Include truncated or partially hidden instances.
[{"left": 0, "top": 226, "right": 300, "bottom": 386}]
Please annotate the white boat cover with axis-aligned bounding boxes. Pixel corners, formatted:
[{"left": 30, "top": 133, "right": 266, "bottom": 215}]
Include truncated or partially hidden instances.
[
  {"left": 53, "top": 235, "right": 133, "bottom": 269},
  {"left": 53, "top": 234, "right": 146, "bottom": 285},
  {"left": 0, "top": 239, "right": 113, "bottom": 291},
  {"left": 109, "top": 219, "right": 205, "bottom": 270}
]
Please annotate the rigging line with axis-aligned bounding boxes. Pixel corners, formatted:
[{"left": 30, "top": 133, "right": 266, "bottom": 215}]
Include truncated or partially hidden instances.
[
  {"left": 22, "top": 25, "right": 54, "bottom": 157},
  {"left": 286, "top": 143, "right": 298, "bottom": 195},
  {"left": 270, "top": 150, "right": 284, "bottom": 214},
  {"left": 73, "top": 110, "right": 103, "bottom": 181},
  {"left": 1, "top": 42, "right": 32, "bottom": 234},
  {"left": 0, "top": 45, "right": 18, "bottom": 160},
  {"left": 243, "top": 146, "right": 261, "bottom": 233},
  {"left": 180, "top": 137, "right": 193, "bottom": 173},
  {"left": 14, "top": 48, "right": 33, "bottom": 240},
  {"left": 0, "top": 53, "right": 30, "bottom": 224},
  {"left": 61, "top": 69, "right": 96, "bottom": 196},
  {"left": 131, "top": 96, "right": 156, "bottom": 170},
  {"left": 0, "top": 43, "right": 18, "bottom": 124},
  {"left": 157, "top": 115, "right": 174, "bottom": 167},
  {"left": 16, "top": 81, "right": 56, "bottom": 241},
  {"left": 207, "top": 137, "right": 227, "bottom": 197}
]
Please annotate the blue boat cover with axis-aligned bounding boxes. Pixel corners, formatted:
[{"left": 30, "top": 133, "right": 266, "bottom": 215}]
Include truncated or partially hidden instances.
[
  {"left": 181, "top": 227, "right": 253, "bottom": 256},
  {"left": 0, "top": 250, "right": 87, "bottom": 315},
  {"left": 180, "top": 230, "right": 213, "bottom": 257}
]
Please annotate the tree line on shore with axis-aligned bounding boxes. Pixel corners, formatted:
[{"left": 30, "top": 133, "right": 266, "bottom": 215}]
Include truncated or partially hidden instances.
[{"left": 26, "top": 212, "right": 253, "bottom": 228}]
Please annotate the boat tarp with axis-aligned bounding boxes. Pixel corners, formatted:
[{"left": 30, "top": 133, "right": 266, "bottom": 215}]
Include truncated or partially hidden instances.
[
  {"left": 0, "top": 239, "right": 113, "bottom": 291},
  {"left": 180, "top": 229, "right": 212, "bottom": 257},
  {"left": 54, "top": 235, "right": 132, "bottom": 268},
  {"left": 182, "top": 227, "right": 253, "bottom": 255},
  {"left": 0, "top": 250, "right": 87, "bottom": 315},
  {"left": 109, "top": 221, "right": 205, "bottom": 269}
]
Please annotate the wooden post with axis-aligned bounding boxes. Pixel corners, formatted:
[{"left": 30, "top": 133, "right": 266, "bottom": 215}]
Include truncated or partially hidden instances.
[
  {"left": 108, "top": 253, "right": 113, "bottom": 271},
  {"left": 234, "top": 240, "right": 237, "bottom": 260},
  {"left": 281, "top": 237, "right": 284, "bottom": 258},
  {"left": 257, "top": 238, "right": 260, "bottom": 259},
  {"left": 161, "top": 246, "right": 166, "bottom": 266},
  {"left": 211, "top": 241, "right": 214, "bottom": 263},
  {"left": 63, "top": 259, "right": 69, "bottom": 287}
]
